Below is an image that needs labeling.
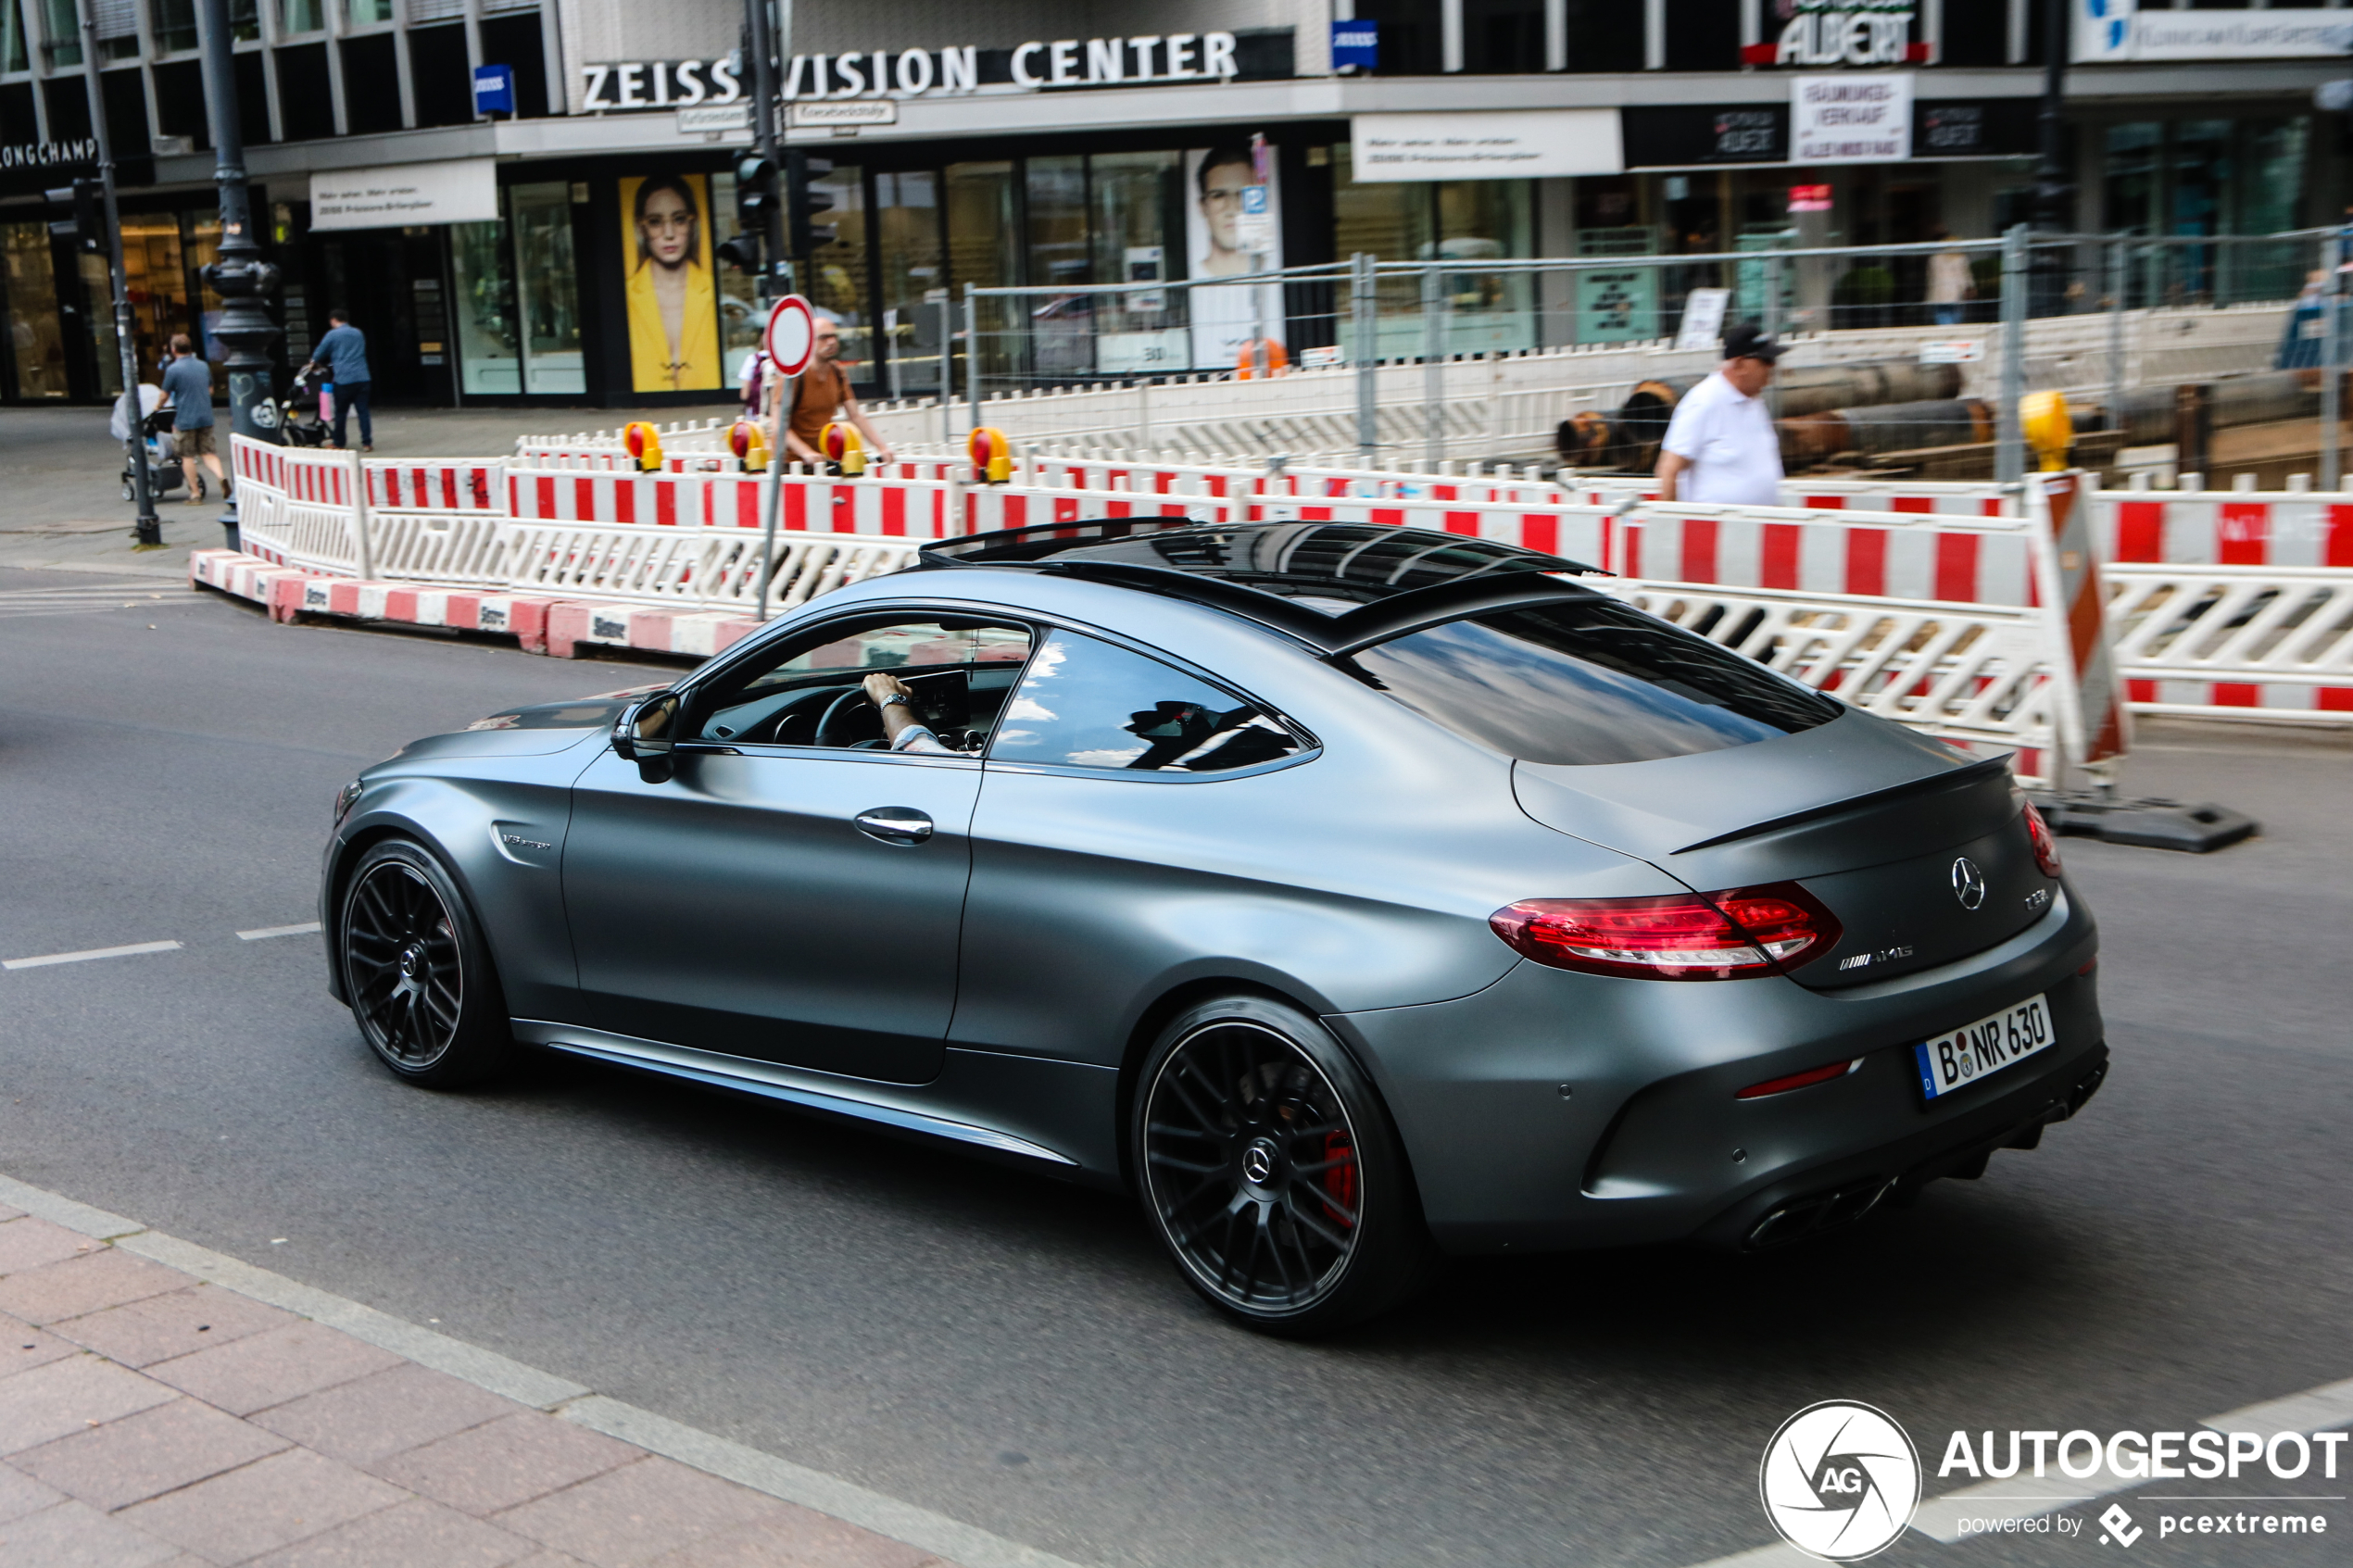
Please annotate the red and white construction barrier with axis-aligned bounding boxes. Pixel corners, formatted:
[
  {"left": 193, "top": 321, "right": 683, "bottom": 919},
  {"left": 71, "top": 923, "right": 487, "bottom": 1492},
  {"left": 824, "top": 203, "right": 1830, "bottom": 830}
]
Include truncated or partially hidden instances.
[
  {"left": 2089, "top": 489, "right": 2353, "bottom": 569},
  {"left": 193, "top": 549, "right": 766, "bottom": 660}
]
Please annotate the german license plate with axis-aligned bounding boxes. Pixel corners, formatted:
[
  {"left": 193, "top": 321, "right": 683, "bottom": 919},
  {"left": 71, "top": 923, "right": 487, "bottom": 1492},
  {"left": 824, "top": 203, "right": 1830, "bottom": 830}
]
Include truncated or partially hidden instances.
[{"left": 1913, "top": 994, "right": 2054, "bottom": 1101}]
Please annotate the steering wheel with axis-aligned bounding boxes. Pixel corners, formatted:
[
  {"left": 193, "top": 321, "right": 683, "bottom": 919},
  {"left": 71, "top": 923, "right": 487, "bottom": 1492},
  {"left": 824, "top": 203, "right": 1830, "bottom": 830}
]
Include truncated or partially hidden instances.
[{"left": 813, "top": 685, "right": 879, "bottom": 748}]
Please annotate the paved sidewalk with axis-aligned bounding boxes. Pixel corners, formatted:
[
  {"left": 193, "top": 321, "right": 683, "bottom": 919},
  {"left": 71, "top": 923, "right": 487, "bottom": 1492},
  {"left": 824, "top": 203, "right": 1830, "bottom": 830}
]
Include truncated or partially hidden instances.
[{"left": 0, "top": 1202, "right": 957, "bottom": 1568}]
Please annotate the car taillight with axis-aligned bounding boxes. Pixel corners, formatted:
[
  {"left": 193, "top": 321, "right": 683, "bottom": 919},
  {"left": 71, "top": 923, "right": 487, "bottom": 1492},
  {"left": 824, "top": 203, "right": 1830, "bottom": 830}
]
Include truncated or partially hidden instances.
[
  {"left": 1737, "top": 1057, "right": 1863, "bottom": 1099},
  {"left": 1489, "top": 883, "right": 1842, "bottom": 982},
  {"left": 2023, "top": 801, "right": 2062, "bottom": 878}
]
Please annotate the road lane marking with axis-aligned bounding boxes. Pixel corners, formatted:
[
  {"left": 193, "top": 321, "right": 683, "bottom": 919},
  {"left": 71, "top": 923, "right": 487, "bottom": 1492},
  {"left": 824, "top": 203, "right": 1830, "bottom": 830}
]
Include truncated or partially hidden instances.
[
  {"left": 0, "top": 1168, "right": 1094, "bottom": 1568},
  {"left": 237, "top": 922, "right": 322, "bottom": 940},
  {"left": 3, "top": 940, "right": 182, "bottom": 971}
]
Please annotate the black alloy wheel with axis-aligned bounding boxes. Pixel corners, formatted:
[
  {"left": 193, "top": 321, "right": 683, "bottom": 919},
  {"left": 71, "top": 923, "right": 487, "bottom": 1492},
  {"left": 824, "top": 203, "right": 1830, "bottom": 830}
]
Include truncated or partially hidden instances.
[
  {"left": 339, "top": 840, "right": 510, "bottom": 1086},
  {"left": 1136, "top": 997, "right": 1431, "bottom": 1336}
]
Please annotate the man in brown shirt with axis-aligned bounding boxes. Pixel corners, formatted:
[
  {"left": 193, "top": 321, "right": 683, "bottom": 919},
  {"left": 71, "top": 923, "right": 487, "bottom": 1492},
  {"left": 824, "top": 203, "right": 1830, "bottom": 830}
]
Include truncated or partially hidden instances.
[{"left": 775, "top": 320, "right": 896, "bottom": 466}]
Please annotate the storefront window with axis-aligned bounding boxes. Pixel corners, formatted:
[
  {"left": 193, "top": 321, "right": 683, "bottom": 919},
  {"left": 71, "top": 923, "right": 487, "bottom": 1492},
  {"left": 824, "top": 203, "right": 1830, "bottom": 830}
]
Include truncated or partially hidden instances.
[
  {"left": 1437, "top": 180, "right": 1534, "bottom": 352},
  {"left": 115, "top": 213, "right": 191, "bottom": 386},
  {"left": 1334, "top": 144, "right": 1433, "bottom": 358},
  {"left": 187, "top": 212, "right": 222, "bottom": 356},
  {"left": 946, "top": 161, "right": 1016, "bottom": 381},
  {"left": 450, "top": 219, "right": 520, "bottom": 394},
  {"left": 708, "top": 170, "right": 764, "bottom": 386},
  {"left": 803, "top": 160, "right": 873, "bottom": 390},
  {"left": 1026, "top": 155, "right": 1088, "bottom": 382},
  {"left": 4, "top": 223, "right": 69, "bottom": 398},
  {"left": 511, "top": 182, "right": 584, "bottom": 393},
  {"left": 1089, "top": 151, "right": 1183, "bottom": 376},
  {"left": 875, "top": 169, "right": 945, "bottom": 398}
]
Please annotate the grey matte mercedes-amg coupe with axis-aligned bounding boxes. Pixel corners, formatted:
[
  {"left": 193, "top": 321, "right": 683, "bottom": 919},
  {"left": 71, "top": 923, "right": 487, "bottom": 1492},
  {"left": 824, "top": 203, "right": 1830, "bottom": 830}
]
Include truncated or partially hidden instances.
[{"left": 322, "top": 520, "right": 2106, "bottom": 1334}]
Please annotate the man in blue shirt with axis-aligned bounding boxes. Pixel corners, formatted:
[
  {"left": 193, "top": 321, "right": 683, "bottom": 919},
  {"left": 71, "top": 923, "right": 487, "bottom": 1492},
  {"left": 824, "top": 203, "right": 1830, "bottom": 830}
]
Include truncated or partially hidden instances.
[
  {"left": 157, "top": 333, "right": 222, "bottom": 502},
  {"left": 303, "top": 309, "right": 373, "bottom": 452}
]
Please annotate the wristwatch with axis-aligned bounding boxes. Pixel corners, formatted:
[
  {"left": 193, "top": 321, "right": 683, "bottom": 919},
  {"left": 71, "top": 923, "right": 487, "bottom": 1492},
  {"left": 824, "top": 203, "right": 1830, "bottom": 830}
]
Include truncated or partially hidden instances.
[{"left": 878, "top": 693, "right": 911, "bottom": 709}]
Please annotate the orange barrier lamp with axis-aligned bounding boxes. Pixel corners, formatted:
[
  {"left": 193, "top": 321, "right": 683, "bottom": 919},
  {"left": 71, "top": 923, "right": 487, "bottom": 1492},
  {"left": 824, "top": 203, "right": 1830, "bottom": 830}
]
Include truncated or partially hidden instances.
[
  {"left": 2020, "top": 390, "right": 2072, "bottom": 473},
  {"left": 822, "top": 421, "right": 866, "bottom": 477},
  {"left": 623, "top": 421, "right": 664, "bottom": 473},
  {"left": 727, "top": 420, "right": 769, "bottom": 472},
  {"left": 968, "top": 426, "right": 1013, "bottom": 483},
  {"left": 1235, "top": 338, "right": 1290, "bottom": 381}
]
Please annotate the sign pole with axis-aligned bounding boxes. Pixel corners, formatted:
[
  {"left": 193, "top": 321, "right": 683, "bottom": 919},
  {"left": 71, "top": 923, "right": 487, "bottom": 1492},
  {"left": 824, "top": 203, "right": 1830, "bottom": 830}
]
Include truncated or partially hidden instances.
[
  {"left": 755, "top": 294, "right": 815, "bottom": 620},
  {"left": 757, "top": 373, "right": 793, "bottom": 619}
]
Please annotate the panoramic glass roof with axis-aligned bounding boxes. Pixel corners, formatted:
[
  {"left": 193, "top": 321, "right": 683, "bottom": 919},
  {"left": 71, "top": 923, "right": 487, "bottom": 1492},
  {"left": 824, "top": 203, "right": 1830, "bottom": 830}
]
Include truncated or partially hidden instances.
[{"left": 920, "top": 521, "right": 1602, "bottom": 608}]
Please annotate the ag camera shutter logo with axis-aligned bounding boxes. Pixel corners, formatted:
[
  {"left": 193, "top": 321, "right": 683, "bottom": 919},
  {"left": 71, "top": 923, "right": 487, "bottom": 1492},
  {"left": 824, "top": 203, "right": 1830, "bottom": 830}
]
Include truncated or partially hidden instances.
[{"left": 1759, "top": 1401, "right": 1922, "bottom": 1561}]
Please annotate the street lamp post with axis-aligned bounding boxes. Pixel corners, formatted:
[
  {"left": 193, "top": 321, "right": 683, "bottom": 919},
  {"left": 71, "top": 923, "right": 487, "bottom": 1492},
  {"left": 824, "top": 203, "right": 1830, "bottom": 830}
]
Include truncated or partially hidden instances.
[
  {"left": 74, "top": 0, "right": 158, "bottom": 546},
  {"left": 196, "top": 0, "right": 282, "bottom": 550}
]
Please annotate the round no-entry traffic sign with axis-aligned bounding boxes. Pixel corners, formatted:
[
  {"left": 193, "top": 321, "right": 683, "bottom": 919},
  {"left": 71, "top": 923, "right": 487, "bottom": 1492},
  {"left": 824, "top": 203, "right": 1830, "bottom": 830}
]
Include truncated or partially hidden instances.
[{"left": 764, "top": 295, "right": 816, "bottom": 377}]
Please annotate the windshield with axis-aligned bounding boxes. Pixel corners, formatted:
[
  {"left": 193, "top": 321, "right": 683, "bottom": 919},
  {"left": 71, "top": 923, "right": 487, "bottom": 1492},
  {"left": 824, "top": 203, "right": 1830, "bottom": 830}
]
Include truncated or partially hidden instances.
[{"left": 1343, "top": 599, "right": 1843, "bottom": 766}]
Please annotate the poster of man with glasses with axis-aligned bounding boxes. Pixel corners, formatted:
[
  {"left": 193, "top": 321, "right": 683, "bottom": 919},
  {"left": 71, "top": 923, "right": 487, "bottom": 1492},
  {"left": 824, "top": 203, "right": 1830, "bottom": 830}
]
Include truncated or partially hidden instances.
[{"left": 1186, "top": 142, "right": 1285, "bottom": 372}]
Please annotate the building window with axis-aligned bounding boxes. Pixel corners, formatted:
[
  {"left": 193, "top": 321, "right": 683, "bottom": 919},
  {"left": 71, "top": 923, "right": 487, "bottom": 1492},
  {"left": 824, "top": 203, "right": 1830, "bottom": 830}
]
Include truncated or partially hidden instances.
[
  {"left": 92, "top": 0, "right": 138, "bottom": 59},
  {"left": 4, "top": 223, "right": 70, "bottom": 398},
  {"left": 341, "top": 32, "right": 400, "bottom": 132},
  {"left": 1563, "top": 0, "right": 1642, "bottom": 71},
  {"left": 276, "top": 41, "right": 334, "bottom": 138},
  {"left": 1464, "top": 0, "right": 1544, "bottom": 74},
  {"left": 346, "top": 0, "right": 392, "bottom": 26},
  {"left": 3, "top": 0, "right": 28, "bottom": 71},
  {"left": 477, "top": 12, "right": 548, "bottom": 117},
  {"left": 280, "top": 0, "right": 322, "bottom": 32},
  {"left": 1353, "top": 0, "right": 1444, "bottom": 74},
  {"left": 41, "top": 0, "right": 81, "bottom": 68},
  {"left": 803, "top": 160, "right": 872, "bottom": 391},
  {"left": 1664, "top": 0, "right": 1742, "bottom": 70}
]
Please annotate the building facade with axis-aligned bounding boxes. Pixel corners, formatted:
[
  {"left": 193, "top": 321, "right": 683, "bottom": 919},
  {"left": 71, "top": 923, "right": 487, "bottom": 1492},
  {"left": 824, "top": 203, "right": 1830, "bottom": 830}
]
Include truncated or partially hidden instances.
[{"left": 1, "top": 0, "right": 2345, "bottom": 407}]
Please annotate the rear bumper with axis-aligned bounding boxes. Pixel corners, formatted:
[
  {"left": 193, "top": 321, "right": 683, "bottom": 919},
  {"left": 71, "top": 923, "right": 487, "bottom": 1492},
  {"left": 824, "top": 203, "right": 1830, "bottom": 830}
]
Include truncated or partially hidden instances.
[{"left": 1328, "top": 885, "right": 2106, "bottom": 1256}]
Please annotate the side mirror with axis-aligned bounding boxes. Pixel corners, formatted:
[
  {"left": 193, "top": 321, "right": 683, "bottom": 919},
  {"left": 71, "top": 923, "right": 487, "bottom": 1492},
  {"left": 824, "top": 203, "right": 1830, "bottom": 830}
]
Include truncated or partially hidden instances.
[{"left": 612, "top": 692, "right": 681, "bottom": 783}]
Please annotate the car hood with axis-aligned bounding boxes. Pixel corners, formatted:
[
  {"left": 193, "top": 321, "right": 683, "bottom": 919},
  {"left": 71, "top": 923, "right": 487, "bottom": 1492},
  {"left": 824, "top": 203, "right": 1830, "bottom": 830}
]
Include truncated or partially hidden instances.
[{"left": 390, "top": 684, "right": 667, "bottom": 760}]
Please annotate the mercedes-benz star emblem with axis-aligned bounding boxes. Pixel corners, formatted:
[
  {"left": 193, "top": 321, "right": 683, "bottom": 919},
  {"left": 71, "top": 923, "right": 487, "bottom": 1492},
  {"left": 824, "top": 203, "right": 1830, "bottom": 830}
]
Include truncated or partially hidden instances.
[
  {"left": 1951, "top": 856, "right": 1987, "bottom": 910},
  {"left": 1241, "top": 1139, "right": 1277, "bottom": 1185}
]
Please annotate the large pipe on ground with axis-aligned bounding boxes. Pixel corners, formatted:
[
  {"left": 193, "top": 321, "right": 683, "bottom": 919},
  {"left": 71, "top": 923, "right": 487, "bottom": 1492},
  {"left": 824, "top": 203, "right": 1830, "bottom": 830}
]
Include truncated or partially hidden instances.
[
  {"left": 2086, "top": 370, "right": 2330, "bottom": 447},
  {"left": 1777, "top": 399, "right": 1996, "bottom": 466},
  {"left": 1566, "top": 360, "right": 1966, "bottom": 468}
]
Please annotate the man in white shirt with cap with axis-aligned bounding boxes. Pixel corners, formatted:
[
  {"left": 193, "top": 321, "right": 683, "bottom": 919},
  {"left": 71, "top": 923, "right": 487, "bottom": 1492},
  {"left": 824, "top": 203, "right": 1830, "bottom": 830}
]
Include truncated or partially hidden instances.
[{"left": 1655, "top": 321, "right": 1785, "bottom": 506}]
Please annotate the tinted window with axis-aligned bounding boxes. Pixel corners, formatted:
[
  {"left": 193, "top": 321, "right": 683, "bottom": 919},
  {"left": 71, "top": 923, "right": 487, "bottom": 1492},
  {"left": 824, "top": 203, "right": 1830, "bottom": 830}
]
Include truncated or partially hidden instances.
[
  {"left": 988, "top": 631, "right": 1303, "bottom": 773},
  {"left": 691, "top": 619, "right": 1032, "bottom": 752},
  {"left": 1346, "top": 600, "right": 1841, "bottom": 765}
]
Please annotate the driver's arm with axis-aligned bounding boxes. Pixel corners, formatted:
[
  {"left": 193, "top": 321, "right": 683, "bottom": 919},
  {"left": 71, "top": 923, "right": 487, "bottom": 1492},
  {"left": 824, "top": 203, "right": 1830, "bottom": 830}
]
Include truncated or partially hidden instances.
[{"left": 862, "top": 672, "right": 954, "bottom": 753}]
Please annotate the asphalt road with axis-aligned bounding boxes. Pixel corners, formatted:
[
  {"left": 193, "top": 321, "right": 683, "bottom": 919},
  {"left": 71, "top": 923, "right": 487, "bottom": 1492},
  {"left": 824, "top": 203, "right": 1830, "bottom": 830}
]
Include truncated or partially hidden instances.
[{"left": 2, "top": 570, "right": 2347, "bottom": 1568}]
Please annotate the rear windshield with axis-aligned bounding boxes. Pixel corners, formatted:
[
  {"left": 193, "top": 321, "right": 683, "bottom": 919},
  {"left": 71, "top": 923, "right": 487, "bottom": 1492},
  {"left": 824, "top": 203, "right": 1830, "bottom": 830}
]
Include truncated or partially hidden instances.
[{"left": 1344, "top": 599, "right": 1843, "bottom": 765}]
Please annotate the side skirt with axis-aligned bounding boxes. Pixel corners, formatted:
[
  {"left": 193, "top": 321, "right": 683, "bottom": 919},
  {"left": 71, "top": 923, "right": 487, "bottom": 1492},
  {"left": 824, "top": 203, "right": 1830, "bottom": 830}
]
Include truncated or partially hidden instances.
[{"left": 511, "top": 1021, "right": 1080, "bottom": 1169}]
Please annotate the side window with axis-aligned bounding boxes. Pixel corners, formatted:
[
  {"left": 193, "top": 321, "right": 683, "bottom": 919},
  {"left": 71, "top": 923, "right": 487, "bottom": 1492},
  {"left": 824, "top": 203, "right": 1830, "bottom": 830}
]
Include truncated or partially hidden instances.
[
  {"left": 987, "top": 631, "right": 1303, "bottom": 774},
  {"left": 689, "top": 618, "right": 1033, "bottom": 752}
]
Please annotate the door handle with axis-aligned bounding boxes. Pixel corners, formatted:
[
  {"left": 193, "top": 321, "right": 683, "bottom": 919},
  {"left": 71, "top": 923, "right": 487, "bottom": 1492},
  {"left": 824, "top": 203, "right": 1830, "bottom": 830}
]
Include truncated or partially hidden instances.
[{"left": 854, "top": 807, "right": 934, "bottom": 846}]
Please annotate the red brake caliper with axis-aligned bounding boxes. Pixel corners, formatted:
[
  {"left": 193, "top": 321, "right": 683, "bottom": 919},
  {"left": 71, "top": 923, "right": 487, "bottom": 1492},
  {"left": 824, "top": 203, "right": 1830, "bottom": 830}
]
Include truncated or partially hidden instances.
[{"left": 1322, "top": 1129, "right": 1357, "bottom": 1229}]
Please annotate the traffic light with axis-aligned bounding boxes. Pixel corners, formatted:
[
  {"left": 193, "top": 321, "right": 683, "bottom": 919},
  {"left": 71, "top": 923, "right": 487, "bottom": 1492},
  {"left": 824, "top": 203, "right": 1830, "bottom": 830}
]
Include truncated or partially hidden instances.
[
  {"left": 44, "top": 179, "right": 103, "bottom": 256},
  {"left": 718, "top": 154, "right": 772, "bottom": 272},
  {"left": 786, "top": 151, "right": 836, "bottom": 258}
]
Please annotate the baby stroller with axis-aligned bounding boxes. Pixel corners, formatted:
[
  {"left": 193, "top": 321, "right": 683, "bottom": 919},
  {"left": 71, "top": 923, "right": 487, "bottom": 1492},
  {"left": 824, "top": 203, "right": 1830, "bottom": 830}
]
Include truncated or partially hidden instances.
[
  {"left": 111, "top": 383, "right": 194, "bottom": 503},
  {"left": 253, "top": 363, "right": 331, "bottom": 448}
]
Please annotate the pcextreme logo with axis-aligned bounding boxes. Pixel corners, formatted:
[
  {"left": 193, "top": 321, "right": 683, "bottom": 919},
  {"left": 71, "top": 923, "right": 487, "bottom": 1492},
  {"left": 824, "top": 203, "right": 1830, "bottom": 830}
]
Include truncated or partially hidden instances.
[{"left": 1759, "top": 1401, "right": 1922, "bottom": 1562}]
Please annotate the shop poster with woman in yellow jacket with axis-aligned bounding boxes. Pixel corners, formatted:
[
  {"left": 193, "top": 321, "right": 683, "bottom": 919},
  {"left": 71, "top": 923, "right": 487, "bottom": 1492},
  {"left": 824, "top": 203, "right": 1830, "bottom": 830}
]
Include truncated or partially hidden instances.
[{"left": 621, "top": 174, "right": 720, "bottom": 393}]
